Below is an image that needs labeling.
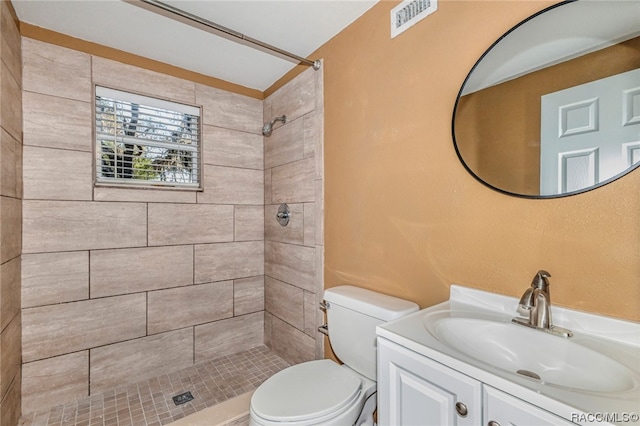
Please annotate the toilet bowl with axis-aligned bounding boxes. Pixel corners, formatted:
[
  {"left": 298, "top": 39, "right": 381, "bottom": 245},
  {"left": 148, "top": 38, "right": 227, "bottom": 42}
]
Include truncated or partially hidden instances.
[{"left": 249, "top": 286, "right": 419, "bottom": 426}]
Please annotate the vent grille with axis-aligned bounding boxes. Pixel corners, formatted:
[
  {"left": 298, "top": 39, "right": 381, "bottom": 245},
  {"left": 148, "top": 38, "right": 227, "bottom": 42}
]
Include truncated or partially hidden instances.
[{"left": 391, "top": 0, "right": 438, "bottom": 38}]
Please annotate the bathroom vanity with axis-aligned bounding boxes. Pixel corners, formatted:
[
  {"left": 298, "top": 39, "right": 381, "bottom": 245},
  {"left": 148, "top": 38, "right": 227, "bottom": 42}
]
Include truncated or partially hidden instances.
[{"left": 376, "top": 286, "right": 640, "bottom": 426}]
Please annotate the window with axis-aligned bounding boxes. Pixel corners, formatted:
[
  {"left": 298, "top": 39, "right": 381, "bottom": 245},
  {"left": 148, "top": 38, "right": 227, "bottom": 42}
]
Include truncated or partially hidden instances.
[{"left": 95, "top": 87, "right": 201, "bottom": 189}]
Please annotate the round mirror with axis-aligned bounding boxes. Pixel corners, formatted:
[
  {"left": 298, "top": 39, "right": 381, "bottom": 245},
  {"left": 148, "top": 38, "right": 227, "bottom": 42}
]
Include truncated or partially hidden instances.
[{"left": 453, "top": 0, "right": 640, "bottom": 198}]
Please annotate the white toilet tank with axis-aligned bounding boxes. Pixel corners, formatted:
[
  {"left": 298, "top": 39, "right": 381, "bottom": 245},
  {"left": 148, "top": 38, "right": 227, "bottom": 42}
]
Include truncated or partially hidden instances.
[{"left": 323, "top": 285, "right": 418, "bottom": 381}]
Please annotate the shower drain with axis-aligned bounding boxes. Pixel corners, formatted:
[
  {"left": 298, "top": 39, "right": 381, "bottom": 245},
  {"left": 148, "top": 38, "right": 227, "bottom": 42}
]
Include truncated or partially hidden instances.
[{"left": 173, "top": 391, "right": 194, "bottom": 406}]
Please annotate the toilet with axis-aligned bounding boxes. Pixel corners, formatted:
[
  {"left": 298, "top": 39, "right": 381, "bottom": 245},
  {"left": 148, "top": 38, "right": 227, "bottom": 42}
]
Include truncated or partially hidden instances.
[{"left": 249, "top": 285, "right": 419, "bottom": 426}]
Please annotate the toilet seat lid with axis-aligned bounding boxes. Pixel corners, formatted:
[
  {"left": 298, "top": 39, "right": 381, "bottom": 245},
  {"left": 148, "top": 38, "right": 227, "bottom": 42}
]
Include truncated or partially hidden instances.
[{"left": 251, "top": 359, "right": 362, "bottom": 422}]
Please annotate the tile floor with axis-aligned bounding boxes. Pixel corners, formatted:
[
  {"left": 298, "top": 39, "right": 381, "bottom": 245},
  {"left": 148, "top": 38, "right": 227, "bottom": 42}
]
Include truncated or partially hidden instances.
[{"left": 19, "top": 346, "right": 289, "bottom": 426}]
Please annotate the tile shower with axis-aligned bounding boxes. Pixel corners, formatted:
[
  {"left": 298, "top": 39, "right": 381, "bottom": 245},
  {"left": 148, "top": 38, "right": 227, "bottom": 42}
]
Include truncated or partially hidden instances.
[{"left": 13, "top": 31, "right": 324, "bottom": 422}]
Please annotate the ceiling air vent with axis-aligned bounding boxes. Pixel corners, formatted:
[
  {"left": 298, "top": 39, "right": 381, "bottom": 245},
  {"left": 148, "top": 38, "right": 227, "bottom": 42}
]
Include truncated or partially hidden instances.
[{"left": 391, "top": 0, "right": 438, "bottom": 38}]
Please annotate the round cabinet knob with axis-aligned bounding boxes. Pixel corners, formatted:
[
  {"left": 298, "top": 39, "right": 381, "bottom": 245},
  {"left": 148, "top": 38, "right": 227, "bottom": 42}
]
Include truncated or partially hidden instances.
[
  {"left": 488, "top": 421, "right": 501, "bottom": 426},
  {"left": 455, "top": 402, "right": 468, "bottom": 417}
]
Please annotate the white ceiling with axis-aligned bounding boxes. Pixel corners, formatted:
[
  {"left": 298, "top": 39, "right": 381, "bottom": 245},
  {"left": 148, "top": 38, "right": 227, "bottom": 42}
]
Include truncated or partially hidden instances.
[{"left": 12, "top": 0, "right": 379, "bottom": 91}]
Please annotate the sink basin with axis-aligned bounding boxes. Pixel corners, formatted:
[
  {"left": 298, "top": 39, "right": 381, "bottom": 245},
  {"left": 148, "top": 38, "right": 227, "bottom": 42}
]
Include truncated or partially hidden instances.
[{"left": 424, "top": 315, "right": 636, "bottom": 393}]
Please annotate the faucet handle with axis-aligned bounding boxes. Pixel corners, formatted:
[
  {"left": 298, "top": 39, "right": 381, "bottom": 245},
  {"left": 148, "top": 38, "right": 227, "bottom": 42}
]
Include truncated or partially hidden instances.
[{"left": 531, "top": 270, "right": 551, "bottom": 290}]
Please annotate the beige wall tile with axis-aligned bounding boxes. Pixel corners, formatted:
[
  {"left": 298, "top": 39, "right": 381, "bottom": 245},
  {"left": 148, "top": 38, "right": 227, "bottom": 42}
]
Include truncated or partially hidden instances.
[
  {"left": 22, "top": 252, "right": 89, "bottom": 308},
  {"left": 265, "top": 241, "right": 315, "bottom": 292},
  {"left": 94, "top": 186, "right": 197, "bottom": 203},
  {"left": 22, "top": 91, "right": 92, "bottom": 151},
  {"left": 194, "top": 241, "right": 264, "bottom": 284},
  {"left": 21, "top": 351, "right": 88, "bottom": 414},
  {"left": 194, "top": 312, "right": 263, "bottom": 362},
  {"left": 271, "top": 158, "right": 315, "bottom": 204},
  {"left": 22, "top": 201, "right": 147, "bottom": 253},
  {"left": 264, "top": 169, "right": 272, "bottom": 205},
  {"left": 303, "top": 291, "right": 318, "bottom": 337},
  {"left": 1, "top": 2, "right": 21, "bottom": 83},
  {"left": 265, "top": 68, "right": 315, "bottom": 125},
  {"left": 196, "top": 84, "right": 262, "bottom": 134},
  {"left": 90, "top": 328, "right": 193, "bottom": 394},
  {"left": 90, "top": 246, "right": 193, "bottom": 298},
  {"left": 1, "top": 130, "right": 21, "bottom": 198},
  {"left": 147, "top": 281, "right": 233, "bottom": 335},
  {"left": 314, "top": 112, "right": 324, "bottom": 180},
  {"left": 22, "top": 38, "right": 91, "bottom": 102},
  {"left": 197, "top": 165, "right": 263, "bottom": 205},
  {"left": 314, "top": 179, "right": 324, "bottom": 246},
  {"left": 1, "top": 62, "right": 22, "bottom": 141},
  {"left": 265, "top": 203, "right": 304, "bottom": 245},
  {"left": 203, "top": 125, "right": 263, "bottom": 170},
  {"left": 23, "top": 146, "right": 93, "bottom": 200},
  {"left": 92, "top": 56, "right": 196, "bottom": 105},
  {"left": 265, "top": 277, "right": 303, "bottom": 330},
  {"left": 303, "top": 113, "right": 316, "bottom": 159},
  {"left": 1, "top": 256, "right": 20, "bottom": 329},
  {"left": 22, "top": 294, "right": 146, "bottom": 362},
  {"left": 234, "top": 205, "right": 264, "bottom": 242},
  {"left": 234, "top": 276, "right": 264, "bottom": 316},
  {"left": 0, "top": 314, "right": 20, "bottom": 401},
  {"left": 264, "top": 117, "right": 304, "bottom": 170},
  {"left": 0, "top": 196, "right": 20, "bottom": 263},
  {"left": 303, "top": 203, "right": 315, "bottom": 247},
  {"left": 148, "top": 203, "right": 234, "bottom": 246},
  {"left": 268, "top": 315, "right": 315, "bottom": 365},
  {"left": 0, "top": 366, "right": 20, "bottom": 426}
]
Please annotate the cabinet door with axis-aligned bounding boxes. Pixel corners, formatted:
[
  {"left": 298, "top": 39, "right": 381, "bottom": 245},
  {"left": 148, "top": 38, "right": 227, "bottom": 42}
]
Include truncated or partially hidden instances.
[
  {"left": 483, "top": 385, "right": 577, "bottom": 426},
  {"left": 378, "top": 338, "right": 482, "bottom": 426}
]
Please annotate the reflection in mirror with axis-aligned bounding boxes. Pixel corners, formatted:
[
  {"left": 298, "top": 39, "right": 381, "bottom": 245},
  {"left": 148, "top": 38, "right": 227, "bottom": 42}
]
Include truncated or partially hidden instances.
[{"left": 453, "top": 0, "right": 640, "bottom": 198}]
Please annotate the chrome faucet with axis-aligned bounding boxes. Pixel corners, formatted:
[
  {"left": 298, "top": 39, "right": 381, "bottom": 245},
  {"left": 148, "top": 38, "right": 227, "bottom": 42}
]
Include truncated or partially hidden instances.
[{"left": 512, "top": 270, "right": 573, "bottom": 338}]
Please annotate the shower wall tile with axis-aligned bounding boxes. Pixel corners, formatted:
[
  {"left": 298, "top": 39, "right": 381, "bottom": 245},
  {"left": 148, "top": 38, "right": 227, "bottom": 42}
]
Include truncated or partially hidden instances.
[
  {"left": 194, "top": 312, "right": 263, "bottom": 362},
  {"left": 264, "top": 116, "right": 304, "bottom": 169},
  {"left": 267, "top": 68, "right": 315, "bottom": 124},
  {"left": 303, "top": 113, "right": 316, "bottom": 159},
  {"left": 0, "top": 256, "right": 20, "bottom": 329},
  {"left": 265, "top": 203, "right": 304, "bottom": 245},
  {"left": 22, "top": 201, "right": 147, "bottom": 253},
  {"left": 314, "top": 179, "right": 324, "bottom": 245},
  {"left": 1, "top": 130, "right": 21, "bottom": 198},
  {"left": 270, "top": 157, "right": 315, "bottom": 203},
  {"left": 21, "top": 351, "right": 89, "bottom": 414},
  {"left": 0, "top": 364, "right": 20, "bottom": 426},
  {"left": 303, "top": 291, "right": 318, "bottom": 337},
  {"left": 233, "top": 276, "right": 264, "bottom": 316},
  {"left": 264, "top": 169, "right": 272, "bottom": 204},
  {"left": 92, "top": 56, "right": 195, "bottom": 104},
  {"left": 303, "top": 203, "right": 315, "bottom": 247},
  {"left": 196, "top": 84, "right": 262, "bottom": 134},
  {"left": 194, "top": 241, "right": 264, "bottom": 283},
  {"left": 90, "top": 328, "right": 193, "bottom": 394},
  {"left": 234, "top": 205, "right": 264, "bottom": 242},
  {"left": 90, "top": 246, "right": 193, "bottom": 298},
  {"left": 265, "top": 241, "right": 315, "bottom": 292},
  {"left": 22, "top": 294, "right": 146, "bottom": 362},
  {"left": 148, "top": 203, "right": 234, "bottom": 246},
  {"left": 22, "top": 252, "right": 89, "bottom": 308},
  {"left": 1, "top": 63, "right": 21, "bottom": 141},
  {"left": 147, "top": 281, "right": 233, "bottom": 335},
  {"left": 22, "top": 38, "right": 91, "bottom": 102},
  {"left": 0, "top": 314, "right": 20, "bottom": 399},
  {"left": 268, "top": 315, "right": 315, "bottom": 365},
  {"left": 1, "top": 7, "right": 21, "bottom": 82},
  {"left": 93, "top": 186, "right": 197, "bottom": 203},
  {"left": 0, "top": 196, "right": 20, "bottom": 263},
  {"left": 265, "top": 277, "right": 304, "bottom": 330},
  {"left": 203, "top": 125, "right": 263, "bottom": 170},
  {"left": 22, "top": 92, "right": 92, "bottom": 151},
  {"left": 197, "top": 165, "right": 263, "bottom": 205},
  {"left": 22, "top": 146, "right": 92, "bottom": 200}
]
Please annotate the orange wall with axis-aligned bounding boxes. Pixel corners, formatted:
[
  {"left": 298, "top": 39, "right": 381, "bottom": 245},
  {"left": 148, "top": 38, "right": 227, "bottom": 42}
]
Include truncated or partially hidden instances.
[{"left": 314, "top": 1, "right": 639, "bottom": 321}]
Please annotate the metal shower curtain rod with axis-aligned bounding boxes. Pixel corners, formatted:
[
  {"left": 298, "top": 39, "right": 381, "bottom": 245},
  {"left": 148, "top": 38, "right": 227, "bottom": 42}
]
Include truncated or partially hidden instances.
[{"left": 125, "top": 0, "right": 321, "bottom": 70}]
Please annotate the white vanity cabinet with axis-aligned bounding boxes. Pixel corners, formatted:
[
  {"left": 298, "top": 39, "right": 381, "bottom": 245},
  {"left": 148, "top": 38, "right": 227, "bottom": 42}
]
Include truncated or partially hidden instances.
[{"left": 378, "top": 337, "right": 577, "bottom": 426}]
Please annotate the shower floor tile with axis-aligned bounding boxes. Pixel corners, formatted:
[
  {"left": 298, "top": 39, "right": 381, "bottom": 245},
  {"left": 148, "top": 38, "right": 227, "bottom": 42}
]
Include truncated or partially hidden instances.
[{"left": 19, "top": 346, "right": 288, "bottom": 426}]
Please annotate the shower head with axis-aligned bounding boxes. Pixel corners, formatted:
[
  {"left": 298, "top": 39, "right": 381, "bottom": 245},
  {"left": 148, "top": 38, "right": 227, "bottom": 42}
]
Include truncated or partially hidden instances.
[{"left": 262, "top": 115, "right": 287, "bottom": 137}]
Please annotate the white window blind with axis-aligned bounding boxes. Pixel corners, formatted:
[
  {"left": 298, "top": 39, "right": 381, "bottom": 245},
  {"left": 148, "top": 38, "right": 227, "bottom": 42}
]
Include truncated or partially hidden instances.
[{"left": 95, "top": 87, "right": 201, "bottom": 188}]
